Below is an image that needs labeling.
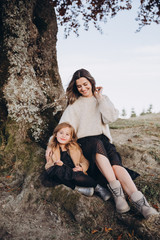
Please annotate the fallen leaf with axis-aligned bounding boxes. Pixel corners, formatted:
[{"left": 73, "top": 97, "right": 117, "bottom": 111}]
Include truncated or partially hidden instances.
[
  {"left": 104, "top": 227, "right": 112, "bottom": 233},
  {"left": 6, "top": 175, "right": 12, "bottom": 178},
  {"left": 117, "top": 234, "right": 122, "bottom": 240},
  {"left": 153, "top": 204, "right": 159, "bottom": 210},
  {"left": 91, "top": 229, "right": 99, "bottom": 234}
]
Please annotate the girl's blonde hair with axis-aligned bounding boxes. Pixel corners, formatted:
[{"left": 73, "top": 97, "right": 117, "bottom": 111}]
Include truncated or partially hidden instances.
[
  {"left": 48, "top": 122, "right": 78, "bottom": 150},
  {"left": 66, "top": 68, "right": 96, "bottom": 105}
]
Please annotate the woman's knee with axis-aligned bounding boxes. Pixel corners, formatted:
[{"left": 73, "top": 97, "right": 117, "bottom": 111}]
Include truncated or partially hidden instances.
[
  {"left": 112, "top": 165, "right": 123, "bottom": 173},
  {"left": 96, "top": 153, "right": 110, "bottom": 163}
]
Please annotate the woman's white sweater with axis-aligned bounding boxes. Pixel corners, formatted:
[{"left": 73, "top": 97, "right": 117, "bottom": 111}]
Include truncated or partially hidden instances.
[{"left": 59, "top": 95, "right": 119, "bottom": 143}]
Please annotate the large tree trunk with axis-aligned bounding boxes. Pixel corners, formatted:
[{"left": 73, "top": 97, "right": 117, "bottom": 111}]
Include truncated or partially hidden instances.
[
  {"left": 0, "top": 1, "right": 67, "bottom": 237},
  {"left": 0, "top": 1, "right": 160, "bottom": 239},
  {"left": 0, "top": 0, "right": 65, "bottom": 146}
]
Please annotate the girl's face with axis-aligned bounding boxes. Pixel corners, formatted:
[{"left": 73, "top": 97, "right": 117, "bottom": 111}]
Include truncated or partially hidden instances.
[
  {"left": 56, "top": 127, "right": 72, "bottom": 145},
  {"left": 76, "top": 77, "right": 93, "bottom": 98}
]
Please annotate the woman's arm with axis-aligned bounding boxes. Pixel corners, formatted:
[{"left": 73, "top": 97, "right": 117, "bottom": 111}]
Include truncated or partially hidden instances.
[
  {"left": 94, "top": 87, "right": 119, "bottom": 123},
  {"left": 97, "top": 95, "right": 119, "bottom": 123}
]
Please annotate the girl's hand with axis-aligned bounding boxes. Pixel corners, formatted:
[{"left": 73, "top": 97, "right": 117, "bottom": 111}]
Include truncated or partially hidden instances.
[
  {"left": 94, "top": 86, "right": 103, "bottom": 100},
  {"left": 73, "top": 165, "right": 83, "bottom": 172},
  {"left": 55, "top": 160, "right": 63, "bottom": 166},
  {"left": 45, "top": 146, "right": 53, "bottom": 162}
]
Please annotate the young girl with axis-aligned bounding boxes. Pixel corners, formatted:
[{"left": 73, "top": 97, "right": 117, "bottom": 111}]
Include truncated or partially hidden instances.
[
  {"left": 45, "top": 122, "right": 111, "bottom": 200},
  {"left": 46, "top": 69, "right": 158, "bottom": 219}
]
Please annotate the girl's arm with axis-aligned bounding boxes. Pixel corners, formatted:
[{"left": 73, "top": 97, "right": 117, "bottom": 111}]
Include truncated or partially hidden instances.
[
  {"left": 45, "top": 147, "right": 63, "bottom": 169},
  {"left": 70, "top": 145, "right": 89, "bottom": 173},
  {"left": 73, "top": 165, "right": 83, "bottom": 172},
  {"left": 45, "top": 153, "right": 54, "bottom": 170},
  {"left": 45, "top": 145, "right": 53, "bottom": 163},
  {"left": 79, "top": 153, "right": 89, "bottom": 173},
  {"left": 54, "top": 160, "right": 63, "bottom": 166}
]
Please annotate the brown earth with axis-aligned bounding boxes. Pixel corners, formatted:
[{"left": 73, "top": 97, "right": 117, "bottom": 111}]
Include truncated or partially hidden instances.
[{"left": 0, "top": 113, "right": 160, "bottom": 240}]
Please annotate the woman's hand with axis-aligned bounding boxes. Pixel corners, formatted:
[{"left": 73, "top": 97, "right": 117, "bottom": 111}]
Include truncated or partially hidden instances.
[
  {"left": 73, "top": 165, "right": 83, "bottom": 172},
  {"left": 94, "top": 86, "right": 103, "bottom": 100},
  {"left": 55, "top": 160, "right": 64, "bottom": 166}
]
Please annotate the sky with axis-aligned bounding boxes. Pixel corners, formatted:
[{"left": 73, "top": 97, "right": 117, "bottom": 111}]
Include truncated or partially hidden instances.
[{"left": 56, "top": 2, "right": 160, "bottom": 118}]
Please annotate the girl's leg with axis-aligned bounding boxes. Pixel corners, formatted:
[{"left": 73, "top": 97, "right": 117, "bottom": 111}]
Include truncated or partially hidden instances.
[
  {"left": 72, "top": 171, "right": 97, "bottom": 188},
  {"left": 73, "top": 171, "right": 111, "bottom": 200},
  {"left": 72, "top": 172, "right": 96, "bottom": 196},
  {"left": 48, "top": 165, "right": 75, "bottom": 189},
  {"left": 112, "top": 165, "right": 137, "bottom": 196}
]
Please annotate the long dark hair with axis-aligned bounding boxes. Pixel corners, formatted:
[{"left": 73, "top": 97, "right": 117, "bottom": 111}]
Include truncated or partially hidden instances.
[{"left": 66, "top": 69, "right": 96, "bottom": 105}]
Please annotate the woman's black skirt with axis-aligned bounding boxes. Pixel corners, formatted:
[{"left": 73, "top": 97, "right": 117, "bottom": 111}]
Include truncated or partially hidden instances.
[{"left": 77, "top": 134, "right": 139, "bottom": 187}]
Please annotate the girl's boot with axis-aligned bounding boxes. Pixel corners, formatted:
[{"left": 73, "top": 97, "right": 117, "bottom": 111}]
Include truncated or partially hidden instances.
[
  {"left": 130, "top": 191, "right": 159, "bottom": 219},
  {"left": 75, "top": 186, "right": 94, "bottom": 196},
  {"left": 108, "top": 180, "right": 130, "bottom": 213},
  {"left": 95, "top": 184, "right": 111, "bottom": 201}
]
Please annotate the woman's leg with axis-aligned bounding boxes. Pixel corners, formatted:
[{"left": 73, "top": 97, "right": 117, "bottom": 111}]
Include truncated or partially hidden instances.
[
  {"left": 112, "top": 165, "right": 137, "bottom": 196},
  {"left": 112, "top": 165, "right": 159, "bottom": 218},
  {"left": 95, "top": 153, "right": 130, "bottom": 213},
  {"left": 95, "top": 153, "right": 116, "bottom": 182}
]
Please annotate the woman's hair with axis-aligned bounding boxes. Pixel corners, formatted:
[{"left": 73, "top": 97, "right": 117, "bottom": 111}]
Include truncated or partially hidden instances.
[
  {"left": 66, "top": 69, "right": 96, "bottom": 105},
  {"left": 48, "top": 122, "right": 78, "bottom": 150}
]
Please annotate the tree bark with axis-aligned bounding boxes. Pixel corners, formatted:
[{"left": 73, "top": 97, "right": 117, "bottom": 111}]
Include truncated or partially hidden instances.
[{"left": 0, "top": 0, "right": 66, "bottom": 146}]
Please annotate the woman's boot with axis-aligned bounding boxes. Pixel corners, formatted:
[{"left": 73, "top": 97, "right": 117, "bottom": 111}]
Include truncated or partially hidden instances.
[
  {"left": 108, "top": 180, "right": 130, "bottom": 213},
  {"left": 95, "top": 184, "right": 111, "bottom": 201},
  {"left": 130, "top": 191, "right": 159, "bottom": 219},
  {"left": 75, "top": 186, "right": 94, "bottom": 196}
]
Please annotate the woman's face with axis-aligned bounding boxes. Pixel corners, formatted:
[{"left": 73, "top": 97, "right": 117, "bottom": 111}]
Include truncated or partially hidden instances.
[{"left": 76, "top": 77, "right": 93, "bottom": 97}]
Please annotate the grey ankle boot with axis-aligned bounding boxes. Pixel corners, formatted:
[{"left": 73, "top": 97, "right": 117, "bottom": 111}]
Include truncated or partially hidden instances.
[
  {"left": 75, "top": 186, "right": 94, "bottom": 196},
  {"left": 130, "top": 191, "right": 159, "bottom": 219},
  {"left": 95, "top": 184, "right": 111, "bottom": 201},
  {"left": 108, "top": 180, "right": 130, "bottom": 213}
]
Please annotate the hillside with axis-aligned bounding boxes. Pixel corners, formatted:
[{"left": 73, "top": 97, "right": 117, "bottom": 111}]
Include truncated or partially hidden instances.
[{"left": 0, "top": 113, "right": 159, "bottom": 240}]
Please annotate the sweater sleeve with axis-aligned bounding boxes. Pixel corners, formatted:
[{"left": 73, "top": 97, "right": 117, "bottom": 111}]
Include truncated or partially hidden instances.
[{"left": 97, "top": 95, "right": 119, "bottom": 124}]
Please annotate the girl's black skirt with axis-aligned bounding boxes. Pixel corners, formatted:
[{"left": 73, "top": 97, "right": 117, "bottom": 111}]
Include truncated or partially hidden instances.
[{"left": 77, "top": 134, "right": 139, "bottom": 187}]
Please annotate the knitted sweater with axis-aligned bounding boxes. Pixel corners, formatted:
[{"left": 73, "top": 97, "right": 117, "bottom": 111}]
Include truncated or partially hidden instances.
[{"left": 59, "top": 95, "right": 119, "bottom": 143}]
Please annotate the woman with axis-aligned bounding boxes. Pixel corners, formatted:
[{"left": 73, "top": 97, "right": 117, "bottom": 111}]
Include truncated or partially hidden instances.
[{"left": 46, "top": 69, "right": 158, "bottom": 219}]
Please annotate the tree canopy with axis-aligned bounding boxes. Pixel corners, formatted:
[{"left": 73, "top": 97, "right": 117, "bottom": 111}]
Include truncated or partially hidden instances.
[{"left": 50, "top": 0, "right": 160, "bottom": 37}]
